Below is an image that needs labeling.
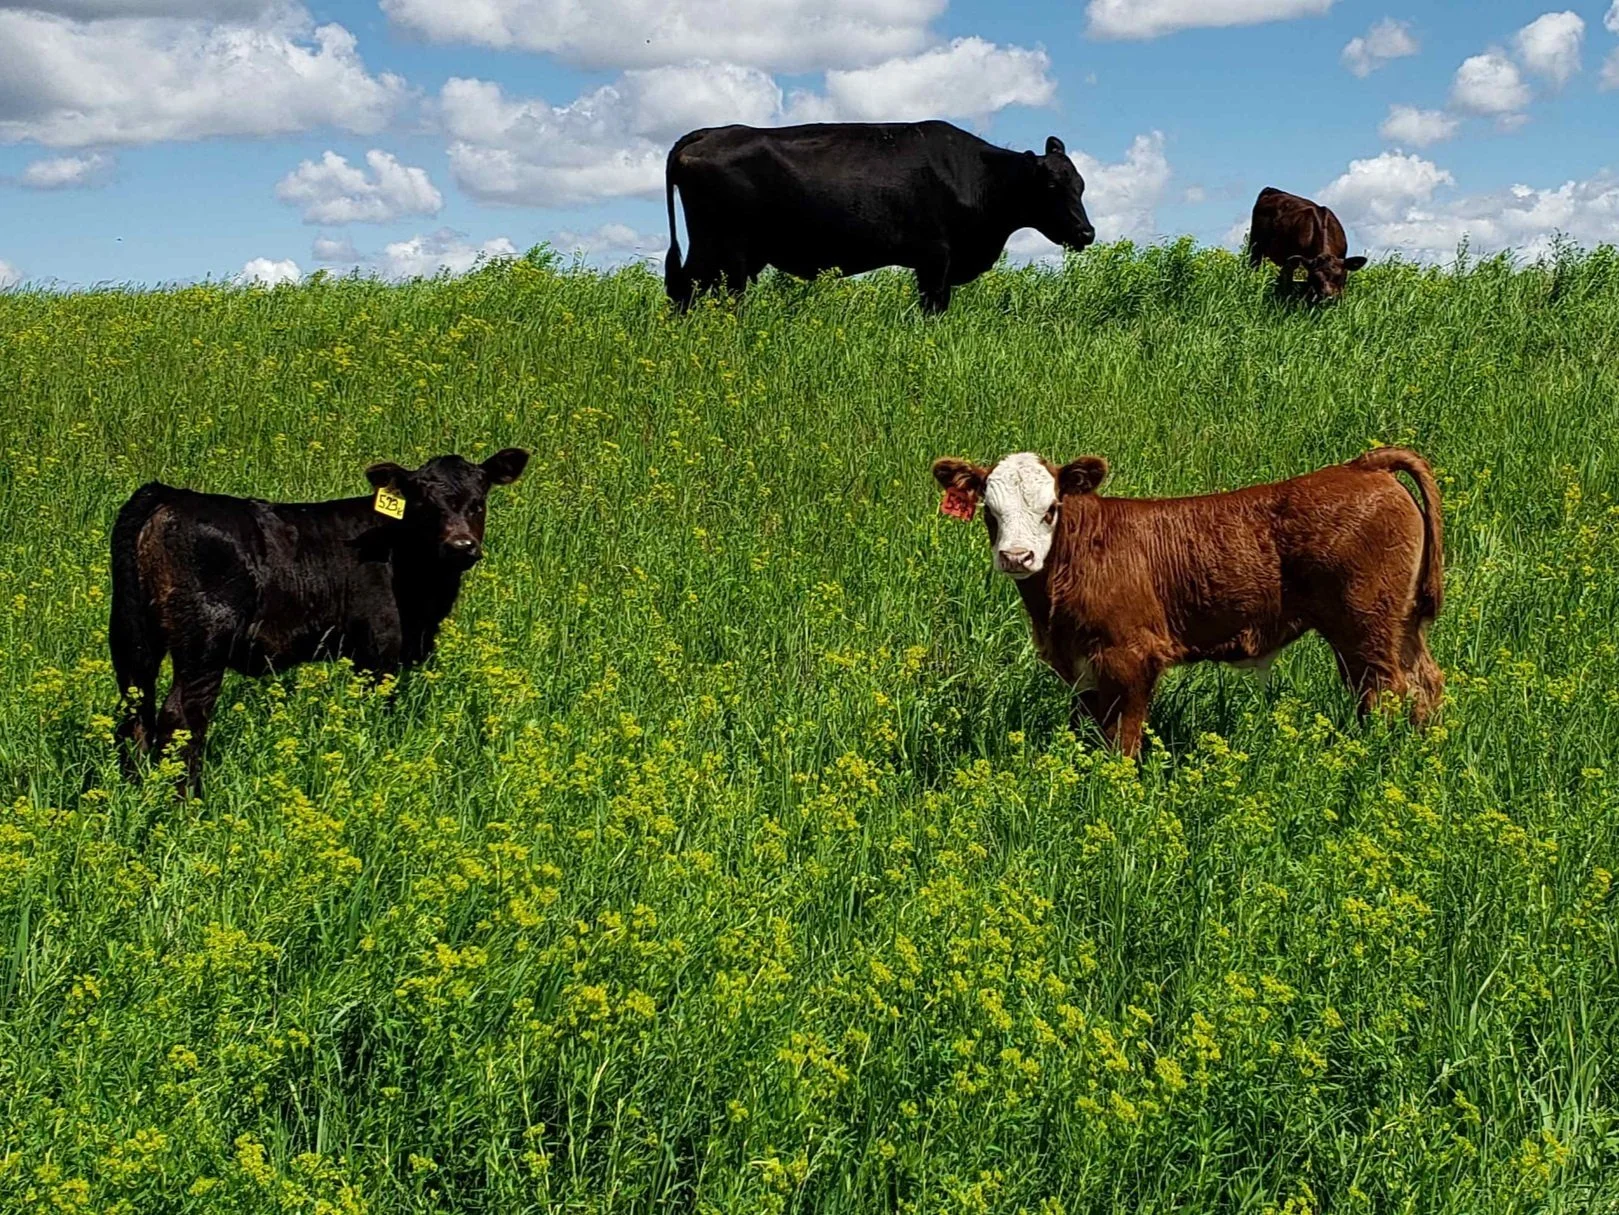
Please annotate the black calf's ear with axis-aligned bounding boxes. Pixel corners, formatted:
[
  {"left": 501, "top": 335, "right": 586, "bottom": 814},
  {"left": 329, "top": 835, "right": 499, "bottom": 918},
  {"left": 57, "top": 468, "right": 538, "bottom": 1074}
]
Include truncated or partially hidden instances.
[
  {"left": 366, "top": 461, "right": 409, "bottom": 490},
  {"left": 482, "top": 448, "right": 530, "bottom": 485},
  {"left": 1045, "top": 135, "right": 1066, "bottom": 157},
  {"left": 1058, "top": 456, "right": 1108, "bottom": 497},
  {"left": 1344, "top": 256, "right": 1368, "bottom": 272}
]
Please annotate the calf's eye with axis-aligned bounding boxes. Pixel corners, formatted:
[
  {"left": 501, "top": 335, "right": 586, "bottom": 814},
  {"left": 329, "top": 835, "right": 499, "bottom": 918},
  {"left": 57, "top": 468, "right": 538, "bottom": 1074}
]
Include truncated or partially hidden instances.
[{"left": 1043, "top": 504, "right": 1058, "bottom": 525}]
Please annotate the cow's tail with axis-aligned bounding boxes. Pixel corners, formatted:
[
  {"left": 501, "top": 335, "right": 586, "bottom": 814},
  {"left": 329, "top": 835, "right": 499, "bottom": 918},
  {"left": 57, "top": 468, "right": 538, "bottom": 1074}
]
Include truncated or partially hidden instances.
[
  {"left": 664, "top": 135, "right": 695, "bottom": 308},
  {"left": 110, "top": 482, "right": 171, "bottom": 753},
  {"left": 1354, "top": 447, "right": 1444, "bottom": 620}
]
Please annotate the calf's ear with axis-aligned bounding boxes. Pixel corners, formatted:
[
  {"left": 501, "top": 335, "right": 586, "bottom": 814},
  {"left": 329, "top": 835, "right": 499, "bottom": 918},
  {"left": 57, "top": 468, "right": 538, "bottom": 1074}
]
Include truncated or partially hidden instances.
[
  {"left": 1058, "top": 456, "right": 1108, "bottom": 497},
  {"left": 366, "top": 461, "right": 410, "bottom": 490},
  {"left": 1343, "top": 256, "right": 1368, "bottom": 273},
  {"left": 482, "top": 448, "right": 530, "bottom": 485},
  {"left": 932, "top": 457, "right": 988, "bottom": 495},
  {"left": 1045, "top": 136, "right": 1066, "bottom": 157}
]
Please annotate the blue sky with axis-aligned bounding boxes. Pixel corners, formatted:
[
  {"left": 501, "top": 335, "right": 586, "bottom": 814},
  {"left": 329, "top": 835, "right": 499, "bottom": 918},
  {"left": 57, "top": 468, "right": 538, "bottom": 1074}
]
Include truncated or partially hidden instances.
[{"left": 1, "top": 0, "right": 1616, "bottom": 288}]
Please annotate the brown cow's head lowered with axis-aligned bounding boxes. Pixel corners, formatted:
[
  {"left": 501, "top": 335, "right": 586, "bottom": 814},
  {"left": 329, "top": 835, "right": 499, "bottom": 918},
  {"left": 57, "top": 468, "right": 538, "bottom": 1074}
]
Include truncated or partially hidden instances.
[
  {"left": 365, "top": 449, "right": 530, "bottom": 569},
  {"left": 1286, "top": 252, "right": 1368, "bottom": 302},
  {"left": 933, "top": 451, "right": 1108, "bottom": 579}
]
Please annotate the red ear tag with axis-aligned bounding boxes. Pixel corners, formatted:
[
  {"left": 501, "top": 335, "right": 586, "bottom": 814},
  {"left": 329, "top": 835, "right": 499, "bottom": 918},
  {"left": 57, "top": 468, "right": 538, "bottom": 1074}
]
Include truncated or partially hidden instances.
[{"left": 940, "top": 486, "right": 977, "bottom": 521}]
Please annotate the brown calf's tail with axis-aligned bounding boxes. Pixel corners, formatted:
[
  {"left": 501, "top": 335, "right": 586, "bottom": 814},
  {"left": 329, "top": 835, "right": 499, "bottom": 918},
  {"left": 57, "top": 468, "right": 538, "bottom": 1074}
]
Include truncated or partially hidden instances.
[{"left": 1354, "top": 446, "right": 1444, "bottom": 619}]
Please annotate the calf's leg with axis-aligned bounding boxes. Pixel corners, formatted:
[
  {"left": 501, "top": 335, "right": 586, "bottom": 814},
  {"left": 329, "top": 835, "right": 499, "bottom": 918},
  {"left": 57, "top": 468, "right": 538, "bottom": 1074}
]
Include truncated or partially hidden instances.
[
  {"left": 155, "top": 656, "right": 226, "bottom": 795},
  {"left": 110, "top": 603, "right": 163, "bottom": 776},
  {"left": 1091, "top": 655, "right": 1162, "bottom": 758}
]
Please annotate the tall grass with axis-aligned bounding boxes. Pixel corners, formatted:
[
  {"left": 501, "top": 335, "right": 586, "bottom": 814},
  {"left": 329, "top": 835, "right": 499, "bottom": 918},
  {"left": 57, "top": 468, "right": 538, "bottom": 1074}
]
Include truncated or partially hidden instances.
[{"left": 2, "top": 241, "right": 1618, "bottom": 1212}]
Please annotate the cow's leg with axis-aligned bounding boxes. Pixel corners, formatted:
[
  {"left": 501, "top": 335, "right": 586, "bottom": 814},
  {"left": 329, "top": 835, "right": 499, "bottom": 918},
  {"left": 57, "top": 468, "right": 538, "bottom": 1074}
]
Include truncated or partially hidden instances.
[
  {"left": 1091, "top": 655, "right": 1162, "bottom": 759},
  {"left": 1401, "top": 622, "right": 1444, "bottom": 725},
  {"left": 1326, "top": 626, "right": 1406, "bottom": 719},
  {"left": 916, "top": 248, "right": 953, "bottom": 314},
  {"left": 154, "top": 653, "right": 227, "bottom": 795},
  {"left": 110, "top": 601, "right": 164, "bottom": 777},
  {"left": 1069, "top": 688, "right": 1104, "bottom": 736}
]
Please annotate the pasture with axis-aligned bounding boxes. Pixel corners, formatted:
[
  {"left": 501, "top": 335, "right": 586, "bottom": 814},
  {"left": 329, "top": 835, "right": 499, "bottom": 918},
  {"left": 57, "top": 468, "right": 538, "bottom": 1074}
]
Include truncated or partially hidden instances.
[{"left": 2, "top": 242, "right": 1618, "bottom": 1212}]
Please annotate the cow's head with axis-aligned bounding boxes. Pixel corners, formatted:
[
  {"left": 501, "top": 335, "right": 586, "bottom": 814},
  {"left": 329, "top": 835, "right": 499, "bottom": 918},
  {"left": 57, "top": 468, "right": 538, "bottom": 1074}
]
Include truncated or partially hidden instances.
[
  {"left": 365, "top": 448, "right": 529, "bottom": 569},
  {"left": 1285, "top": 252, "right": 1367, "bottom": 302},
  {"left": 1031, "top": 136, "right": 1096, "bottom": 252},
  {"left": 933, "top": 450, "right": 1108, "bottom": 579}
]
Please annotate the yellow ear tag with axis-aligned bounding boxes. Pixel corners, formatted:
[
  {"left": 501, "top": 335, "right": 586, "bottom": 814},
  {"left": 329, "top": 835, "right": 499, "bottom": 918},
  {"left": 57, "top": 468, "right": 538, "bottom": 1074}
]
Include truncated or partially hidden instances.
[{"left": 373, "top": 485, "right": 406, "bottom": 520}]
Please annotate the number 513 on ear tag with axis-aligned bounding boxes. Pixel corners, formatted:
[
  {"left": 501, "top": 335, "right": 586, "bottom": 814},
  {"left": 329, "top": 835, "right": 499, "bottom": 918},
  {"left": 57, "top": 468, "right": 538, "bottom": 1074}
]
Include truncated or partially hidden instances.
[{"left": 373, "top": 486, "right": 406, "bottom": 520}]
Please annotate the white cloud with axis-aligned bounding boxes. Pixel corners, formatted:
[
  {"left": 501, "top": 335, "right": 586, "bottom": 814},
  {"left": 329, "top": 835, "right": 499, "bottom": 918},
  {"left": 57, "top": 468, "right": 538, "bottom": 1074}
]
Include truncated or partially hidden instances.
[
  {"left": 1450, "top": 48, "right": 1531, "bottom": 119},
  {"left": 380, "top": 0, "right": 943, "bottom": 71},
  {"left": 1007, "top": 131, "right": 1171, "bottom": 259},
  {"left": 1514, "top": 10, "right": 1583, "bottom": 87},
  {"left": 443, "top": 42, "right": 1051, "bottom": 208},
  {"left": 1342, "top": 18, "right": 1418, "bottom": 77},
  {"left": 1607, "top": 0, "right": 1619, "bottom": 33},
  {"left": 797, "top": 37, "right": 1053, "bottom": 123},
  {"left": 1318, "top": 151, "right": 1454, "bottom": 223},
  {"left": 275, "top": 149, "right": 442, "bottom": 224},
  {"left": 312, "top": 234, "right": 360, "bottom": 262},
  {"left": 1183, "top": 185, "right": 1206, "bottom": 204},
  {"left": 1086, "top": 0, "right": 1333, "bottom": 40},
  {"left": 0, "top": 0, "right": 273, "bottom": 16},
  {"left": 236, "top": 257, "right": 301, "bottom": 286},
  {"left": 1378, "top": 105, "right": 1459, "bottom": 147},
  {"left": 0, "top": 258, "right": 21, "bottom": 288},
  {"left": 552, "top": 222, "right": 664, "bottom": 266},
  {"left": 1604, "top": 46, "right": 1619, "bottom": 89},
  {"left": 1353, "top": 176, "right": 1619, "bottom": 261},
  {"left": 18, "top": 150, "right": 112, "bottom": 188},
  {"left": 376, "top": 228, "right": 519, "bottom": 278},
  {"left": 0, "top": 10, "right": 406, "bottom": 147}
]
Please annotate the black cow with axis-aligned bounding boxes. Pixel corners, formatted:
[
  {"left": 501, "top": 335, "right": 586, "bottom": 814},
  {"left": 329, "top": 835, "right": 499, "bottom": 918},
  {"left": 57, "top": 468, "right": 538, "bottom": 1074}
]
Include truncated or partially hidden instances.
[
  {"left": 1247, "top": 186, "right": 1367, "bottom": 302},
  {"left": 109, "top": 449, "right": 529, "bottom": 790},
  {"left": 664, "top": 121, "right": 1096, "bottom": 314}
]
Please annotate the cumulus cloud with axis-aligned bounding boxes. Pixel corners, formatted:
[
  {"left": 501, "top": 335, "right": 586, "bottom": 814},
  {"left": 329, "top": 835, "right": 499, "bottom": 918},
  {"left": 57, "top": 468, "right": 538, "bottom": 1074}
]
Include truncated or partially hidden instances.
[
  {"left": 1607, "top": 0, "right": 1619, "bottom": 33},
  {"left": 312, "top": 234, "right": 360, "bottom": 262},
  {"left": 552, "top": 222, "right": 665, "bottom": 266},
  {"left": 796, "top": 37, "right": 1053, "bottom": 123},
  {"left": 376, "top": 229, "right": 519, "bottom": 278},
  {"left": 1354, "top": 176, "right": 1619, "bottom": 262},
  {"left": 0, "top": 0, "right": 273, "bottom": 15},
  {"left": 1087, "top": 0, "right": 1333, "bottom": 40},
  {"left": 1318, "top": 150, "right": 1454, "bottom": 223},
  {"left": 236, "top": 257, "right": 301, "bottom": 286},
  {"left": 275, "top": 149, "right": 442, "bottom": 224},
  {"left": 18, "top": 150, "right": 112, "bottom": 188},
  {"left": 380, "top": 0, "right": 942, "bottom": 71},
  {"left": 443, "top": 41, "right": 1054, "bottom": 207},
  {"left": 1449, "top": 48, "right": 1531, "bottom": 120},
  {"left": 0, "top": 9, "right": 406, "bottom": 147},
  {"left": 0, "top": 258, "right": 22, "bottom": 287},
  {"left": 1007, "top": 131, "right": 1171, "bottom": 260},
  {"left": 1378, "top": 105, "right": 1458, "bottom": 147},
  {"left": 1342, "top": 18, "right": 1418, "bottom": 77},
  {"left": 1514, "top": 10, "right": 1583, "bottom": 88}
]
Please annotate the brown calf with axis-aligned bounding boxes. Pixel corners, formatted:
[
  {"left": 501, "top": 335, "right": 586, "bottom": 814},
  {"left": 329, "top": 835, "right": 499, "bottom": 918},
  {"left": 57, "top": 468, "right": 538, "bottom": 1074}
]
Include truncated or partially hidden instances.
[
  {"left": 932, "top": 448, "right": 1444, "bottom": 756},
  {"left": 1248, "top": 186, "right": 1367, "bottom": 301}
]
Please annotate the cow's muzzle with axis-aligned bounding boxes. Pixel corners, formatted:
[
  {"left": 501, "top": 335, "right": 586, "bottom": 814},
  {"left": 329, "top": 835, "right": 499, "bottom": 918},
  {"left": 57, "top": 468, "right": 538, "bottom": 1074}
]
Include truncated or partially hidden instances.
[{"left": 442, "top": 537, "right": 483, "bottom": 567}]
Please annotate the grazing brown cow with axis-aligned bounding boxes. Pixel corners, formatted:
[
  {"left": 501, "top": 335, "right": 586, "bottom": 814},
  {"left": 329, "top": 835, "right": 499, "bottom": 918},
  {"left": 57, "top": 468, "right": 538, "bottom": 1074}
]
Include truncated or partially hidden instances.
[
  {"left": 933, "top": 448, "right": 1443, "bottom": 756},
  {"left": 1248, "top": 186, "right": 1367, "bottom": 301}
]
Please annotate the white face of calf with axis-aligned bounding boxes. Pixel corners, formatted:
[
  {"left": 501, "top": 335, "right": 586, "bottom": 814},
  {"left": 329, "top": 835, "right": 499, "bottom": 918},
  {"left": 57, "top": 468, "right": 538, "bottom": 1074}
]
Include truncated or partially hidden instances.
[
  {"left": 983, "top": 453, "right": 1060, "bottom": 578},
  {"left": 932, "top": 450, "right": 1109, "bottom": 580}
]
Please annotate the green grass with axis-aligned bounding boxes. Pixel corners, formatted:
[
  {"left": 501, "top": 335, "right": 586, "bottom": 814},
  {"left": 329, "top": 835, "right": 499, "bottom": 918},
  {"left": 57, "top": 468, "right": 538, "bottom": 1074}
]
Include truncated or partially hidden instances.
[{"left": 2, "top": 241, "right": 1619, "bottom": 1213}]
